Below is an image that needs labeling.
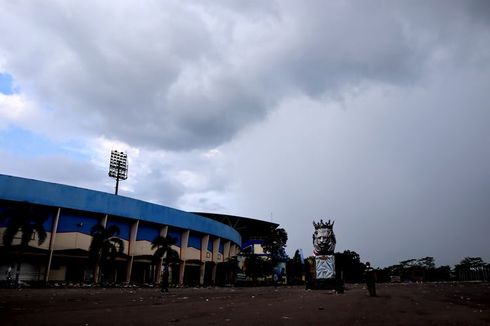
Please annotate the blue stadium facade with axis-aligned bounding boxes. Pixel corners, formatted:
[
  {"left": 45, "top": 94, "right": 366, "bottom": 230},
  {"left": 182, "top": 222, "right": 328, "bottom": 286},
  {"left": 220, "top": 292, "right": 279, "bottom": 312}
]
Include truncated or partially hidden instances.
[{"left": 0, "top": 174, "right": 266, "bottom": 286}]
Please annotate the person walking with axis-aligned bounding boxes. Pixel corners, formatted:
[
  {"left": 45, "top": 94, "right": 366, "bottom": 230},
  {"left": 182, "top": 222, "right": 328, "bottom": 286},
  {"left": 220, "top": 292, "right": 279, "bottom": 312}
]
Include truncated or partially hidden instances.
[
  {"left": 365, "top": 262, "right": 377, "bottom": 296},
  {"left": 160, "top": 264, "right": 169, "bottom": 293}
]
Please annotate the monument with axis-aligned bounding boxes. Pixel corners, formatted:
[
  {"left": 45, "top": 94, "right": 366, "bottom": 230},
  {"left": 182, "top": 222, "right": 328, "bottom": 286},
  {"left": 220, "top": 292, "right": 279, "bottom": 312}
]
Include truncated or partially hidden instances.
[{"left": 307, "top": 219, "right": 344, "bottom": 292}]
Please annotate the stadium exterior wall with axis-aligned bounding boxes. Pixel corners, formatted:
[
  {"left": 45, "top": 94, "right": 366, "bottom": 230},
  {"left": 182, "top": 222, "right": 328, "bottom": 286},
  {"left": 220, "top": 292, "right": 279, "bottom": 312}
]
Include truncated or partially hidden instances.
[{"left": 0, "top": 174, "right": 241, "bottom": 286}]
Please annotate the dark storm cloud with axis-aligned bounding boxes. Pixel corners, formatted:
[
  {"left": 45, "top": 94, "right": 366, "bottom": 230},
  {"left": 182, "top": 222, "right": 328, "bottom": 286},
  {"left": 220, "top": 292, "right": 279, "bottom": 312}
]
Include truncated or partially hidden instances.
[
  {"left": 3, "top": 1, "right": 487, "bottom": 151},
  {"left": 227, "top": 61, "right": 490, "bottom": 266}
]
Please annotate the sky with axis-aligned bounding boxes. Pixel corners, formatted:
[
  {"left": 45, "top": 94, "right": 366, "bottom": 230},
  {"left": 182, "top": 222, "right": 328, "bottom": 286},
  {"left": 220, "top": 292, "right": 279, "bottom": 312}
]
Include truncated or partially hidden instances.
[{"left": 1, "top": 0, "right": 489, "bottom": 268}]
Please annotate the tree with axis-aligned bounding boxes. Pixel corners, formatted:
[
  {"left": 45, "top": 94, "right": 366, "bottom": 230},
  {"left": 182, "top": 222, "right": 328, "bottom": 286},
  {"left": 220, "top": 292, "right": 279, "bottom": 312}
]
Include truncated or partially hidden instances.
[
  {"left": 457, "top": 257, "right": 485, "bottom": 269},
  {"left": 261, "top": 227, "right": 288, "bottom": 281},
  {"left": 262, "top": 227, "right": 288, "bottom": 262},
  {"left": 89, "top": 224, "right": 124, "bottom": 283},
  {"left": 337, "top": 250, "right": 364, "bottom": 283},
  {"left": 244, "top": 252, "right": 268, "bottom": 284},
  {"left": 417, "top": 257, "right": 435, "bottom": 269},
  {"left": 399, "top": 259, "right": 417, "bottom": 268},
  {"left": 0, "top": 202, "right": 48, "bottom": 285},
  {"left": 427, "top": 265, "right": 451, "bottom": 282},
  {"left": 455, "top": 257, "right": 487, "bottom": 281},
  {"left": 151, "top": 235, "right": 179, "bottom": 283},
  {"left": 286, "top": 249, "right": 304, "bottom": 284},
  {"left": 223, "top": 255, "right": 241, "bottom": 285}
]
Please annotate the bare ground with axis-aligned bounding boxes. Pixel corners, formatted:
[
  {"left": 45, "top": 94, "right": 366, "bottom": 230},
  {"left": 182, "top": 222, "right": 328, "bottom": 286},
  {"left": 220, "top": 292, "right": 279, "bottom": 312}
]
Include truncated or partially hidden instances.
[{"left": 1, "top": 282, "right": 489, "bottom": 325}]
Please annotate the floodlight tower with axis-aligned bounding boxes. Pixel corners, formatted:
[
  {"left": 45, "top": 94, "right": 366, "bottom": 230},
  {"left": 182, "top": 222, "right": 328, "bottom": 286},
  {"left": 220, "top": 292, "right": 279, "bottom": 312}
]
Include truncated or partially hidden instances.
[{"left": 108, "top": 150, "right": 128, "bottom": 195}]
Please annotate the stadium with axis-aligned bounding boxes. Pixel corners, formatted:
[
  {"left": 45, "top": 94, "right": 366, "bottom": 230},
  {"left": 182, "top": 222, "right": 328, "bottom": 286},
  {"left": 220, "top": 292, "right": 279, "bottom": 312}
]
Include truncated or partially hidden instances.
[{"left": 0, "top": 174, "right": 278, "bottom": 286}]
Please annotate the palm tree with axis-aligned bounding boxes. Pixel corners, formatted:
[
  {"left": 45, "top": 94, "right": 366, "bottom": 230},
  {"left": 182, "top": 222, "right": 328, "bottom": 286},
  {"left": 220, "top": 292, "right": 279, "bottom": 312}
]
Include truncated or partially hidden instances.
[
  {"left": 0, "top": 202, "right": 48, "bottom": 285},
  {"left": 151, "top": 235, "right": 179, "bottom": 283},
  {"left": 89, "top": 224, "right": 124, "bottom": 284}
]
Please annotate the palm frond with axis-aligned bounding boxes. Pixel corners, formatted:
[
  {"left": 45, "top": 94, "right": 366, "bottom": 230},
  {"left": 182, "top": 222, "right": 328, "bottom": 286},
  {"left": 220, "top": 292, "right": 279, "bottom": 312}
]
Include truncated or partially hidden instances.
[
  {"left": 106, "top": 225, "right": 121, "bottom": 237},
  {"left": 2, "top": 225, "right": 19, "bottom": 247},
  {"left": 110, "top": 237, "right": 125, "bottom": 253},
  {"left": 165, "top": 248, "right": 180, "bottom": 263},
  {"left": 90, "top": 224, "right": 105, "bottom": 236}
]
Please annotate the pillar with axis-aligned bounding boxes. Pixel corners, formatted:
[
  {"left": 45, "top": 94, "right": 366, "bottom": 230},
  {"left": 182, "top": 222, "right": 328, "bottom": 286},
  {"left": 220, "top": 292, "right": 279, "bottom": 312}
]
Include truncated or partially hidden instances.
[
  {"left": 224, "top": 241, "right": 231, "bottom": 260},
  {"left": 44, "top": 207, "right": 61, "bottom": 283},
  {"left": 200, "top": 235, "right": 209, "bottom": 286},
  {"left": 212, "top": 238, "right": 220, "bottom": 284},
  {"left": 126, "top": 220, "right": 139, "bottom": 283},
  {"left": 179, "top": 230, "right": 189, "bottom": 285}
]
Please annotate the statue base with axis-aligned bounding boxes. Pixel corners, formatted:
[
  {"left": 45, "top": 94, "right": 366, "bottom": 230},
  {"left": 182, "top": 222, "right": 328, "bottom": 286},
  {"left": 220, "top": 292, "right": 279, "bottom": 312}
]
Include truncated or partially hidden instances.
[{"left": 305, "top": 254, "right": 344, "bottom": 292}]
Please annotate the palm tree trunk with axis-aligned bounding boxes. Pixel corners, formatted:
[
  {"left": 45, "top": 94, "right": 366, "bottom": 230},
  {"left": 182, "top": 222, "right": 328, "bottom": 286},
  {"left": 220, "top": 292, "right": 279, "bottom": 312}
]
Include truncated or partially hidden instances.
[
  {"left": 15, "top": 247, "right": 24, "bottom": 286},
  {"left": 94, "top": 257, "right": 101, "bottom": 284},
  {"left": 155, "top": 258, "right": 163, "bottom": 283},
  {"left": 15, "top": 259, "right": 21, "bottom": 286}
]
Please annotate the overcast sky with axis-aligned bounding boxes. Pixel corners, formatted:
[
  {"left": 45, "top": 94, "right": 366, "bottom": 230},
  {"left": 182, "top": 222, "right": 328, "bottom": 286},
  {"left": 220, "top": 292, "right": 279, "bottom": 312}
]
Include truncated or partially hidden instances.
[{"left": 1, "top": 0, "right": 489, "bottom": 267}]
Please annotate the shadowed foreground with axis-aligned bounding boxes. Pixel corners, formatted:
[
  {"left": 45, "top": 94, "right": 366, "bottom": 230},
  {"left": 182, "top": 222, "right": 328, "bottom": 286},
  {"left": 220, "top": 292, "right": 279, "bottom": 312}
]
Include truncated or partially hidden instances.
[{"left": 1, "top": 283, "right": 489, "bottom": 325}]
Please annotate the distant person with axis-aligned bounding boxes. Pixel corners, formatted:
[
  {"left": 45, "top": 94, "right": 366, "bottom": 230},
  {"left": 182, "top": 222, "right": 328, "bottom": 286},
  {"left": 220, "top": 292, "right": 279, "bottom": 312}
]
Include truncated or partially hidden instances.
[
  {"left": 280, "top": 268, "right": 285, "bottom": 284},
  {"left": 365, "top": 262, "right": 377, "bottom": 296},
  {"left": 160, "top": 264, "right": 169, "bottom": 293},
  {"left": 6, "top": 265, "right": 13, "bottom": 281},
  {"left": 273, "top": 271, "right": 279, "bottom": 287}
]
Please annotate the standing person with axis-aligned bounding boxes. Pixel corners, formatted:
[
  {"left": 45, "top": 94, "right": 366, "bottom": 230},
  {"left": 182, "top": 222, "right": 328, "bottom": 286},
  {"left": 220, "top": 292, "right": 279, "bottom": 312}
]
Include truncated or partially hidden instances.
[
  {"left": 6, "top": 265, "right": 13, "bottom": 287},
  {"left": 160, "top": 263, "right": 169, "bottom": 293},
  {"left": 365, "top": 262, "right": 377, "bottom": 296},
  {"left": 6, "top": 265, "right": 12, "bottom": 281}
]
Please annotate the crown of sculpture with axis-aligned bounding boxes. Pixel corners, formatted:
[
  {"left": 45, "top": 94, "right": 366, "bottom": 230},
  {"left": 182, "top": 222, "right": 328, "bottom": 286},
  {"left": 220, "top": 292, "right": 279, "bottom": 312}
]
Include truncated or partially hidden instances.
[{"left": 313, "top": 219, "right": 334, "bottom": 230}]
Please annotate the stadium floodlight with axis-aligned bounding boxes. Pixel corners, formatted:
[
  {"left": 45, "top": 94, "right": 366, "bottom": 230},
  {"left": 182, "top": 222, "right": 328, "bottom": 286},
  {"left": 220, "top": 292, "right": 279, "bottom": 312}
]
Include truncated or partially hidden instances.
[{"left": 108, "top": 150, "right": 128, "bottom": 195}]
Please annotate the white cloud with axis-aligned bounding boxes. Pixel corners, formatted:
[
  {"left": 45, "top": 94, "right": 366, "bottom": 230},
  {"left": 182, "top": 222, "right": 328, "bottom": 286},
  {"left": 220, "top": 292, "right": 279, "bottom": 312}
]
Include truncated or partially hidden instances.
[{"left": 0, "top": 94, "right": 35, "bottom": 129}]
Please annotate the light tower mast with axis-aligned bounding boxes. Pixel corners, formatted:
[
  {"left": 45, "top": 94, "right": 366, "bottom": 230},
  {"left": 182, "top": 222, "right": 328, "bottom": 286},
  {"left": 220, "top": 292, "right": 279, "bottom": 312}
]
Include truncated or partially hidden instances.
[{"left": 108, "top": 150, "right": 128, "bottom": 195}]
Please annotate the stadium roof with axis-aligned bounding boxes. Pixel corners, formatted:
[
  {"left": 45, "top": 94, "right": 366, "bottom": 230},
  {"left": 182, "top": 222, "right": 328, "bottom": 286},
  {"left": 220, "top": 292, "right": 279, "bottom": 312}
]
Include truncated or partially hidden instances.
[{"left": 192, "top": 212, "right": 279, "bottom": 241}]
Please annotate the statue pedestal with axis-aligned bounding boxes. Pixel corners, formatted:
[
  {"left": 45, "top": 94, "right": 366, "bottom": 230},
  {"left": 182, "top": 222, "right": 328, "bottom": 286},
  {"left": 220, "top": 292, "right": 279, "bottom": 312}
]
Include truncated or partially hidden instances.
[{"left": 306, "top": 254, "right": 344, "bottom": 292}]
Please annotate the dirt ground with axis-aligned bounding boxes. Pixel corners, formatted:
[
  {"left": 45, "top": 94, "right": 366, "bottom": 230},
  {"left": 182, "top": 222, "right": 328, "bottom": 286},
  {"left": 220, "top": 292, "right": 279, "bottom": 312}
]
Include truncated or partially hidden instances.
[{"left": 1, "top": 282, "right": 489, "bottom": 325}]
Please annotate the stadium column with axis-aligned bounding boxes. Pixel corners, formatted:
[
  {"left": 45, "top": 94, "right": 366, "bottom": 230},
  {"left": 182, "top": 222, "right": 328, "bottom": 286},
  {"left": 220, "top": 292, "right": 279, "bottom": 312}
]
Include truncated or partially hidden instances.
[
  {"left": 156, "top": 226, "right": 168, "bottom": 284},
  {"left": 126, "top": 220, "right": 139, "bottom": 283},
  {"left": 212, "top": 238, "right": 220, "bottom": 285},
  {"left": 44, "top": 207, "right": 61, "bottom": 283},
  {"left": 101, "top": 214, "right": 108, "bottom": 227},
  {"left": 200, "top": 234, "right": 209, "bottom": 286},
  {"left": 180, "top": 230, "right": 190, "bottom": 285},
  {"left": 229, "top": 244, "right": 236, "bottom": 257},
  {"left": 224, "top": 241, "right": 231, "bottom": 260}
]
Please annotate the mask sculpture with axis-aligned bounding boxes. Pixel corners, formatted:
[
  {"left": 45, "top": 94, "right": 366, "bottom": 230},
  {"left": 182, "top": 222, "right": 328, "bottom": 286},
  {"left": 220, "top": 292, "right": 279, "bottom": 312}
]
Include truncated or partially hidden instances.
[{"left": 312, "top": 219, "right": 336, "bottom": 255}]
